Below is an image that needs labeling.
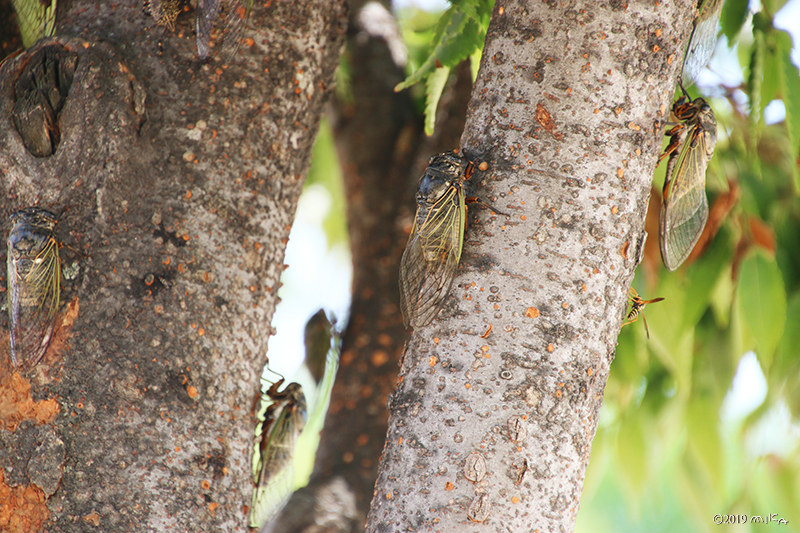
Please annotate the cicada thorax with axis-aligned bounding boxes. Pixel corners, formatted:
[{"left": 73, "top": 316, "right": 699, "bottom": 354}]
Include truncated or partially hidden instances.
[
  {"left": 251, "top": 377, "right": 306, "bottom": 529},
  {"left": 7, "top": 208, "right": 61, "bottom": 369},
  {"left": 657, "top": 89, "right": 717, "bottom": 271},
  {"left": 399, "top": 151, "right": 472, "bottom": 329}
]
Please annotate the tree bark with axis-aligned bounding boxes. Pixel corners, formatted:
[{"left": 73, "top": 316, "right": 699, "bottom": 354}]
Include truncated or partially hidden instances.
[
  {"left": 367, "top": 0, "right": 694, "bottom": 531},
  {"left": 269, "top": 1, "right": 476, "bottom": 530},
  {"left": 0, "top": 1, "right": 346, "bottom": 531}
]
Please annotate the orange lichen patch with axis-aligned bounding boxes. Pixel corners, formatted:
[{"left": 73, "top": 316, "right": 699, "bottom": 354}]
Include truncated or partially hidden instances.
[
  {"left": 208, "top": 502, "right": 219, "bottom": 516},
  {"left": 525, "top": 307, "right": 539, "bottom": 318},
  {"left": 445, "top": 481, "right": 455, "bottom": 491},
  {"left": 0, "top": 471, "right": 51, "bottom": 531},
  {"left": 511, "top": 496, "right": 520, "bottom": 504},
  {"left": 370, "top": 350, "right": 389, "bottom": 367},
  {"left": 481, "top": 325, "right": 493, "bottom": 338},
  {"left": 587, "top": 368, "right": 594, "bottom": 376},
  {"left": 478, "top": 162, "right": 488, "bottom": 171},
  {"left": 428, "top": 356, "right": 438, "bottom": 367},
  {"left": 187, "top": 386, "right": 198, "bottom": 399},
  {"left": 547, "top": 344, "right": 554, "bottom": 352},
  {"left": 82, "top": 510, "right": 101, "bottom": 527},
  {"left": 385, "top": 491, "right": 393, "bottom": 500},
  {"left": 617, "top": 168, "right": 624, "bottom": 179},
  {"left": 0, "top": 374, "right": 60, "bottom": 431}
]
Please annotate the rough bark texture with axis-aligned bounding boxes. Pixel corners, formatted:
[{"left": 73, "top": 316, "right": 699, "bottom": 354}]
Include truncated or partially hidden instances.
[
  {"left": 269, "top": 2, "right": 476, "bottom": 531},
  {"left": 0, "top": 1, "right": 346, "bottom": 531},
  {"left": 367, "top": 0, "right": 694, "bottom": 531}
]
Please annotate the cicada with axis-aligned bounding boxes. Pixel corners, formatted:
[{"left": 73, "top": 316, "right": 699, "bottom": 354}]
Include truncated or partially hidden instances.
[
  {"left": 399, "top": 151, "right": 474, "bottom": 329},
  {"left": 657, "top": 87, "right": 717, "bottom": 271},
  {"left": 219, "top": 0, "right": 255, "bottom": 61},
  {"left": 681, "top": 0, "right": 724, "bottom": 87},
  {"left": 622, "top": 287, "right": 664, "bottom": 339},
  {"left": 11, "top": 0, "right": 57, "bottom": 48},
  {"left": 250, "top": 375, "right": 307, "bottom": 529},
  {"left": 7, "top": 208, "right": 61, "bottom": 369}
]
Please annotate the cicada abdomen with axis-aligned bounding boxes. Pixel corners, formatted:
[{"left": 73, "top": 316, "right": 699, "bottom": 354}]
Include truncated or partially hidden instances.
[
  {"left": 399, "top": 151, "right": 470, "bottom": 329},
  {"left": 250, "top": 378, "right": 306, "bottom": 529},
  {"left": 658, "top": 90, "right": 717, "bottom": 271},
  {"left": 681, "top": 0, "right": 724, "bottom": 87},
  {"left": 7, "top": 208, "right": 61, "bottom": 369}
]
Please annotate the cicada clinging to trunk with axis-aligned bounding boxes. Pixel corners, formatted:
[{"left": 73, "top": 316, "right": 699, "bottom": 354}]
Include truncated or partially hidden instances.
[
  {"left": 399, "top": 151, "right": 499, "bottom": 329},
  {"left": 7, "top": 208, "right": 61, "bottom": 369},
  {"left": 250, "top": 374, "right": 306, "bottom": 529},
  {"left": 657, "top": 86, "right": 717, "bottom": 271}
]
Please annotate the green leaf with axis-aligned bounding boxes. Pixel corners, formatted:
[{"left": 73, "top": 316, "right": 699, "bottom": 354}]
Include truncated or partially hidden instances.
[
  {"left": 737, "top": 251, "right": 787, "bottom": 369},
  {"left": 395, "top": 5, "right": 486, "bottom": 92},
  {"left": 424, "top": 66, "right": 450, "bottom": 136},
  {"left": 774, "top": 292, "right": 800, "bottom": 378},
  {"left": 747, "top": 19, "right": 766, "bottom": 178},
  {"left": 721, "top": 0, "right": 749, "bottom": 43},
  {"left": 777, "top": 31, "right": 800, "bottom": 194}
]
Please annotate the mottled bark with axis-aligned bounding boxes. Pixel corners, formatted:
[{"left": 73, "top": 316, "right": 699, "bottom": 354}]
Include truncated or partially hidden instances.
[
  {"left": 367, "top": 0, "right": 693, "bottom": 531},
  {"left": 0, "top": 1, "right": 346, "bottom": 532}
]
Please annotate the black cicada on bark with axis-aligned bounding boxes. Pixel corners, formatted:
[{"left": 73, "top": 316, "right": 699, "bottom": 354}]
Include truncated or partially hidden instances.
[
  {"left": 7, "top": 208, "right": 61, "bottom": 369},
  {"left": 399, "top": 151, "right": 474, "bottom": 329}
]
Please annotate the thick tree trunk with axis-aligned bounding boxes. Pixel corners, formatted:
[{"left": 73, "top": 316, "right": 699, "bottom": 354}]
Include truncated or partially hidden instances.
[
  {"left": 0, "top": 1, "right": 346, "bottom": 532},
  {"left": 367, "top": 0, "right": 694, "bottom": 531}
]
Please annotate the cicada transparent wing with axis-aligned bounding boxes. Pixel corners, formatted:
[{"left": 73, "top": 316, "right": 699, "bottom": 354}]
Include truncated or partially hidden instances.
[
  {"left": 622, "top": 287, "right": 664, "bottom": 339},
  {"left": 196, "top": 0, "right": 221, "bottom": 59},
  {"left": 658, "top": 93, "right": 717, "bottom": 271},
  {"left": 7, "top": 208, "right": 61, "bottom": 369},
  {"left": 220, "top": 0, "right": 254, "bottom": 62},
  {"left": 250, "top": 379, "right": 306, "bottom": 530},
  {"left": 681, "top": 0, "right": 724, "bottom": 87},
  {"left": 399, "top": 152, "right": 468, "bottom": 329},
  {"left": 11, "top": 0, "right": 57, "bottom": 48}
]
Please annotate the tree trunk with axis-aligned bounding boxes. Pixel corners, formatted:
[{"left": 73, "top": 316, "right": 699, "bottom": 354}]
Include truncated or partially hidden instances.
[
  {"left": 367, "top": 0, "right": 694, "bottom": 531},
  {"left": 268, "top": 1, "right": 475, "bottom": 530},
  {"left": 0, "top": 1, "right": 346, "bottom": 531}
]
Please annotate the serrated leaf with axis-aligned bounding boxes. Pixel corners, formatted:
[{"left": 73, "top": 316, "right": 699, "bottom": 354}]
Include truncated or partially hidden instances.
[
  {"left": 395, "top": 6, "right": 486, "bottom": 92},
  {"left": 737, "top": 251, "right": 786, "bottom": 369},
  {"left": 721, "top": 0, "right": 749, "bottom": 43},
  {"left": 424, "top": 66, "right": 450, "bottom": 136}
]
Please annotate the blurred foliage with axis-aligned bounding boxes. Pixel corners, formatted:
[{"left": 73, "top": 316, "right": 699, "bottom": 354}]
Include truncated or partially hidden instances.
[{"left": 304, "top": 118, "right": 349, "bottom": 249}]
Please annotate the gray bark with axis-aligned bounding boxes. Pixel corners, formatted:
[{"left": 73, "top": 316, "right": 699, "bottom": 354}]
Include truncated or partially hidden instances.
[
  {"left": 0, "top": 1, "right": 346, "bottom": 531},
  {"left": 367, "top": 0, "right": 693, "bottom": 531}
]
